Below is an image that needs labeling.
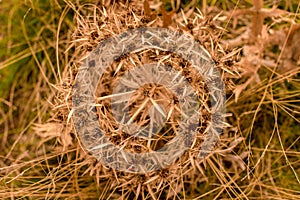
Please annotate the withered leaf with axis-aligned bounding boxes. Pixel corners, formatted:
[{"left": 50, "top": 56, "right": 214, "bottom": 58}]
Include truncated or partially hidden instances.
[
  {"left": 161, "top": 6, "right": 174, "bottom": 28},
  {"left": 143, "top": 0, "right": 156, "bottom": 21},
  {"left": 143, "top": 0, "right": 151, "bottom": 17},
  {"left": 252, "top": 0, "right": 263, "bottom": 10}
]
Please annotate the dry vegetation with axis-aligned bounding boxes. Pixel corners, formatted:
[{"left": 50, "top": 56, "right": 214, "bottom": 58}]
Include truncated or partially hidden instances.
[{"left": 0, "top": 0, "right": 300, "bottom": 199}]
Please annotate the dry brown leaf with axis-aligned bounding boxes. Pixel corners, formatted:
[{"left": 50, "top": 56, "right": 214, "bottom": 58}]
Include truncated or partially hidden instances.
[
  {"left": 33, "top": 123, "right": 73, "bottom": 149},
  {"left": 251, "top": 11, "right": 264, "bottom": 37},
  {"left": 286, "top": 23, "right": 300, "bottom": 47},
  {"left": 60, "top": 129, "right": 73, "bottom": 149},
  {"left": 143, "top": 0, "right": 151, "bottom": 17},
  {"left": 252, "top": 0, "right": 263, "bottom": 10},
  {"left": 234, "top": 76, "right": 255, "bottom": 103},
  {"left": 33, "top": 123, "right": 62, "bottom": 138},
  {"left": 143, "top": 0, "right": 156, "bottom": 21},
  {"left": 161, "top": 6, "right": 174, "bottom": 28},
  {"left": 277, "top": 23, "right": 300, "bottom": 73}
]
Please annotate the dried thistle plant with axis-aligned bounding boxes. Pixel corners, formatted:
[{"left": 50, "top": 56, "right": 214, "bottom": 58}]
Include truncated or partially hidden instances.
[{"left": 31, "top": 0, "right": 245, "bottom": 199}]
